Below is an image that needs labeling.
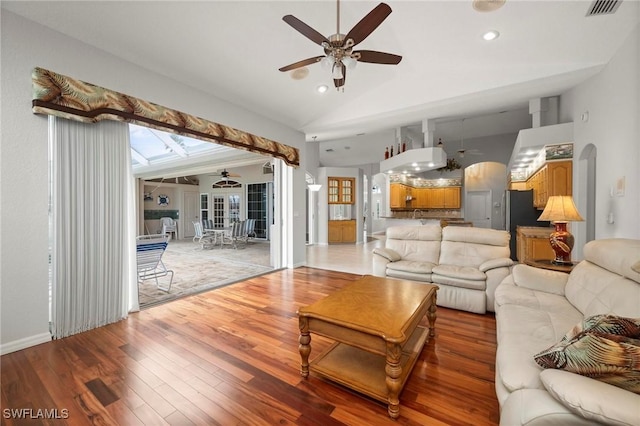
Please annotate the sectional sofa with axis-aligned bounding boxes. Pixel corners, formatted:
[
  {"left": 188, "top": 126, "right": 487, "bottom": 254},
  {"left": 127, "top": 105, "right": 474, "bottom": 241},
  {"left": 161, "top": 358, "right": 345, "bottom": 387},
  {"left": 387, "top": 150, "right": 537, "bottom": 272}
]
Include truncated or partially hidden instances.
[
  {"left": 494, "top": 238, "right": 640, "bottom": 425},
  {"left": 372, "top": 225, "right": 513, "bottom": 314}
]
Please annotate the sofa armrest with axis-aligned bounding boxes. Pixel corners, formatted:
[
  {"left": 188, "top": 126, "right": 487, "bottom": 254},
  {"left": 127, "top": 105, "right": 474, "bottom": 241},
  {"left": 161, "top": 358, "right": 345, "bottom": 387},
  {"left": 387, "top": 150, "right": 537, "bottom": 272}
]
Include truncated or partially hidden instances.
[
  {"left": 541, "top": 369, "right": 640, "bottom": 425},
  {"left": 479, "top": 257, "right": 513, "bottom": 272},
  {"left": 372, "top": 247, "right": 402, "bottom": 262},
  {"left": 511, "top": 264, "right": 568, "bottom": 296}
]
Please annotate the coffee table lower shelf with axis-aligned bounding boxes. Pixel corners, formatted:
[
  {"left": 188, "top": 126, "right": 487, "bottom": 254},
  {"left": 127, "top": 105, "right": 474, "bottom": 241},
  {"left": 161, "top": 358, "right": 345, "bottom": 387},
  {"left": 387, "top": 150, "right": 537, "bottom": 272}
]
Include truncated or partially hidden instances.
[{"left": 309, "top": 325, "right": 429, "bottom": 404}]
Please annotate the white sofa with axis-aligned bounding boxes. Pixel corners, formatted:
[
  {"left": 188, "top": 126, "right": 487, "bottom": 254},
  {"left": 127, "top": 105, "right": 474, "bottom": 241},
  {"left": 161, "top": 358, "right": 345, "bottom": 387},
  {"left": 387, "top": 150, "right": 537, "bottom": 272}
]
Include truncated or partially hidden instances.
[
  {"left": 494, "top": 238, "right": 640, "bottom": 425},
  {"left": 373, "top": 225, "right": 513, "bottom": 314}
]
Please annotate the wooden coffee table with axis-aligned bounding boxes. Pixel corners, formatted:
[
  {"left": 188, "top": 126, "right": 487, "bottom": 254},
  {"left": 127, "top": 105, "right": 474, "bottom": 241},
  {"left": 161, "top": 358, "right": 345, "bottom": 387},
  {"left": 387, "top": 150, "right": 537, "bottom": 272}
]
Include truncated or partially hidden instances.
[{"left": 297, "top": 275, "right": 438, "bottom": 419}]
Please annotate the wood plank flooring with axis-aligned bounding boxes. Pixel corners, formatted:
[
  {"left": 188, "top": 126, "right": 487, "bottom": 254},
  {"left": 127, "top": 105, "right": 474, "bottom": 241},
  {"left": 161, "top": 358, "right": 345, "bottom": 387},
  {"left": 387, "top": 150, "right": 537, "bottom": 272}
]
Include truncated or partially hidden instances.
[{"left": 1, "top": 268, "right": 499, "bottom": 425}]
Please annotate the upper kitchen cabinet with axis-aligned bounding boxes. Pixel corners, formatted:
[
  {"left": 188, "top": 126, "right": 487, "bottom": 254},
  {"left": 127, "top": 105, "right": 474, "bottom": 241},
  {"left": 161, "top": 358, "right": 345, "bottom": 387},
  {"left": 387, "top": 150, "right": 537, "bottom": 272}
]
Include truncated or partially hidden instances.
[
  {"left": 527, "top": 160, "right": 572, "bottom": 209},
  {"left": 390, "top": 183, "right": 411, "bottom": 209},
  {"left": 328, "top": 177, "right": 355, "bottom": 204}
]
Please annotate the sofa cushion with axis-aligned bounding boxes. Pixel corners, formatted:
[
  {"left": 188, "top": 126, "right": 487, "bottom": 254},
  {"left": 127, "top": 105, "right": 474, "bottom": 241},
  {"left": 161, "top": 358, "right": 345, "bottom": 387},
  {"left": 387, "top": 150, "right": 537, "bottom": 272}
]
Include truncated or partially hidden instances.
[
  {"left": 566, "top": 261, "right": 640, "bottom": 319},
  {"left": 386, "top": 260, "right": 436, "bottom": 274},
  {"left": 438, "top": 227, "right": 510, "bottom": 269},
  {"left": 385, "top": 225, "right": 441, "bottom": 263},
  {"left": 432, "top": 264, "right": 485, "bottom": 280},
  {"left": 534, "top": 314, "right": 640, "bottom": 394},
  {"left": 495, "top": 303, "right": 582, "bottom": 393},
  {"left": 583, "top": 238, "right": 640, "bottom": 283},
  {"left": 386, "top": 269, "right": 433, "bottom": 282},
  {"left": 442, "top": 226, "right": 510, "bottom": 246},
  {"left": 541, "top": 369, "right": 640, "bottom": 425},
  {"left": 494, "top": 280, "right": 574, "bottom": 313}
]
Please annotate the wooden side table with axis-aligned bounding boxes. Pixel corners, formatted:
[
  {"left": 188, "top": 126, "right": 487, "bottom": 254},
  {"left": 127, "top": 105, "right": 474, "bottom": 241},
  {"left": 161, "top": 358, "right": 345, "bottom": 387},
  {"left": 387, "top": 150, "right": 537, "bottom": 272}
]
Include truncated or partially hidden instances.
[{"left": 525, "top": 259, "right": 578, "bottom": 273}]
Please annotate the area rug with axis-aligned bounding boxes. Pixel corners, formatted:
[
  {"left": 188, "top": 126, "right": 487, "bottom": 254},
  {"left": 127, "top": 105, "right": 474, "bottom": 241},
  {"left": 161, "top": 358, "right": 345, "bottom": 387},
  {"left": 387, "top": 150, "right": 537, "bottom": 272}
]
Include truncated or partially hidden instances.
[{"left": 138, "top": 239, "right": 273, "bottom": 308}]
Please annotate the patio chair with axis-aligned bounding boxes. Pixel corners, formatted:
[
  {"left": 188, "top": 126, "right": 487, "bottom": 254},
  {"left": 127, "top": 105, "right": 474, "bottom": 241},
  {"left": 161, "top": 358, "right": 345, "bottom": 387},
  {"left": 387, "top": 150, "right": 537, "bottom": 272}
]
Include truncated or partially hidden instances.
[
  {"left": 136, "top": 234, "right": 174, "bottom": 292},
  {"left": 193, "top": 221, "right": 216, "bottom": 249},
  {"left": 245, "top": 218, "right": 257, "bottom": 241},
  {"left": 159, "top": 217, "right": 178, "bottom": 240},
  {"left": 221, "top": 221, "right": 245, "bottom": 249}
]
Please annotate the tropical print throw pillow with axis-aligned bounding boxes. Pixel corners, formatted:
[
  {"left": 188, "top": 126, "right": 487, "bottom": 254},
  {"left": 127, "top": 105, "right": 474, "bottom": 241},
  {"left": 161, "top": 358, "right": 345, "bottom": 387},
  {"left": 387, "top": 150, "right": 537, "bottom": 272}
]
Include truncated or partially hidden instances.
[{"left": 534, "top": 314, "right": 640, "bottom": 394}]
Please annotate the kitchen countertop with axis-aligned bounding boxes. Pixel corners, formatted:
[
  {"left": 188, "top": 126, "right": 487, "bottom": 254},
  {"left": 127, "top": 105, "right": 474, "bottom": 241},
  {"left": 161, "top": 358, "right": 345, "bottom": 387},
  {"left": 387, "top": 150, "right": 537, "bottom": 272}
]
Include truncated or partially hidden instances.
[{"left": 381, "top": 216, "right": 464, "bottom": 221}]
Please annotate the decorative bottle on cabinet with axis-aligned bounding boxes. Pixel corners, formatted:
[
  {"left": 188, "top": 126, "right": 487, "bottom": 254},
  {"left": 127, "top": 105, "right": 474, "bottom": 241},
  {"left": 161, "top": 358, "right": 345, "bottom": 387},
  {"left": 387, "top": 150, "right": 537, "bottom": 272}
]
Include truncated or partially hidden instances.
[
  {"left": 390, "top": 146, "right": 394, "bottom": 157},
  {"left": 402, "top": 142, "right": 406, "bottom": 152},
  {"left": 384, "top": 147, "right": 389, "bottom": 159}
]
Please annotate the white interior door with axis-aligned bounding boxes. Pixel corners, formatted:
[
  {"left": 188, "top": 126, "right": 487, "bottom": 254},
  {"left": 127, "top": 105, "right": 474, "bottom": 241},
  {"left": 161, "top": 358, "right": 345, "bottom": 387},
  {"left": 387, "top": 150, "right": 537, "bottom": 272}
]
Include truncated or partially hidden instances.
[
  {"left": 183, "top": 191, "right": 199, "bottom": 238},
  {"left": 466, "top": 190, "right": 492, "bottom": 228}
]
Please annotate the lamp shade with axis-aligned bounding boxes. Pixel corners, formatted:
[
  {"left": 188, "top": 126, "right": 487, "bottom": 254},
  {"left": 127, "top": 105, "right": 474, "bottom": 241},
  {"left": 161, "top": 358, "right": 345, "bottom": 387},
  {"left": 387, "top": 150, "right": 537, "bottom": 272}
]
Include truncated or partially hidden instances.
[{"left": 538, "top": 195, "right": 584, "bottom": 222}]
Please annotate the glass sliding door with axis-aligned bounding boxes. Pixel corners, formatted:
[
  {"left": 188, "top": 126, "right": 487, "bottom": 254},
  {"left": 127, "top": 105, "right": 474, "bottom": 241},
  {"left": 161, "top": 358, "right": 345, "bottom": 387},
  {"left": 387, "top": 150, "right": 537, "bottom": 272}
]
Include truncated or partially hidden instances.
[{"left": 247, "top": 182, "right": 272, "bottom": 240}]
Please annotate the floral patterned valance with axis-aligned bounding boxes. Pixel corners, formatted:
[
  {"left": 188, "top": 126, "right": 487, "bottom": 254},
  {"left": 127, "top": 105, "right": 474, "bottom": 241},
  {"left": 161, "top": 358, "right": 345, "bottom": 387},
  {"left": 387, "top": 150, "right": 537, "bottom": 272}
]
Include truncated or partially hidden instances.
[{"left": 31, "top": 67, "right": 299, "bottom": 167}]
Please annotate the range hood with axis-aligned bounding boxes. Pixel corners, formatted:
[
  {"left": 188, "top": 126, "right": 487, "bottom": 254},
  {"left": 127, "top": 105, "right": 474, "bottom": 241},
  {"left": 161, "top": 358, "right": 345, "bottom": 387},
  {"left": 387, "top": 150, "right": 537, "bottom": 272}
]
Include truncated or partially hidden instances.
[{"left": 379, "top": 147, "right": 447, "bottom": 174}]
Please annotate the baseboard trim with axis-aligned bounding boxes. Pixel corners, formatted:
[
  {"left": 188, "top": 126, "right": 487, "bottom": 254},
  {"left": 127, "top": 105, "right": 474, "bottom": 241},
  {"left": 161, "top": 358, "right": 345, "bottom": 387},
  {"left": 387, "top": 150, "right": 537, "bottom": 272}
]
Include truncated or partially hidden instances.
[{"left": 0, "top": 332, "right": 52, "bottom": 355}]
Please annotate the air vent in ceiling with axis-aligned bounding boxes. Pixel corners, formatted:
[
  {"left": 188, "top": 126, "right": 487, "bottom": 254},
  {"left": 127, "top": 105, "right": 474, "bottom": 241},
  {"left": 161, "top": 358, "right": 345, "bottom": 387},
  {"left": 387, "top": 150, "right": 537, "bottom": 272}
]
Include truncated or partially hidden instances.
[
  {"left": 586, "top": 0, "right": 621, "bottom": 16},
  {"left": 325, "top": 148, "right": 334, "bottom": 152}
]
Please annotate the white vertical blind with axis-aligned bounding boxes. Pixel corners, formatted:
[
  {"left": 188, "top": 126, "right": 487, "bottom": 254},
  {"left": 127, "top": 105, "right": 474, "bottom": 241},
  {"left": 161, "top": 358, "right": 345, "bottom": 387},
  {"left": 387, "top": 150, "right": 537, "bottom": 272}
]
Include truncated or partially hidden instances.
[{"left": 50, "top": 117, "right": 137, "bottom": 339}]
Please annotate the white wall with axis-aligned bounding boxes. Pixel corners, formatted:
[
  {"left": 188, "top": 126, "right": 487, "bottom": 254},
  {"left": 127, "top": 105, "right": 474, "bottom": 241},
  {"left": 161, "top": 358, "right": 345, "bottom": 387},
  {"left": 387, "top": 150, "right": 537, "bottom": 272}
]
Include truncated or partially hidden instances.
[
  {"left": 559, "top": 25, "right": 640, "bottom": 257},
  {"left": 0, "top": 11, "right": 306, "bottom": 353},
  {"left": 464, "top": 162, "right": 508, "bottom": 230}
]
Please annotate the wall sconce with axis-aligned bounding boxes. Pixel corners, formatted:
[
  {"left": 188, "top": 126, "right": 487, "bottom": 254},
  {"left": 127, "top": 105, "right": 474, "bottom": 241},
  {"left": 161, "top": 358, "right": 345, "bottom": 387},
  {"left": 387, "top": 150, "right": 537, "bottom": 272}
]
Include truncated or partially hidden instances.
[
  {"left": 537, "top": 195, "right": 584, "bottom": 264},
  {"left": 308, "top": 184, "right": 322, "bottom": 192}
]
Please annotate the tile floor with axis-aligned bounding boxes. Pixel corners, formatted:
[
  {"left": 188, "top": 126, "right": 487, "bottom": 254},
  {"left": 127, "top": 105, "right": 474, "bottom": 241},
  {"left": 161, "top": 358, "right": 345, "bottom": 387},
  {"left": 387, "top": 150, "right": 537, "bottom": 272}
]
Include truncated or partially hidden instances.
[{"left": 305, "top": 235, "right": 385, "bottom": 275}]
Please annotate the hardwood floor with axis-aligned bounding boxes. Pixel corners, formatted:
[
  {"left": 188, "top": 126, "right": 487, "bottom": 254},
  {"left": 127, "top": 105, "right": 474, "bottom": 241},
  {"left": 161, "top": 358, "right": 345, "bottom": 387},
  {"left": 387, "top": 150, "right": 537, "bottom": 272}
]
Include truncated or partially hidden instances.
[{"left": 1, "top": 268, "right": 499, "bottom": 425}]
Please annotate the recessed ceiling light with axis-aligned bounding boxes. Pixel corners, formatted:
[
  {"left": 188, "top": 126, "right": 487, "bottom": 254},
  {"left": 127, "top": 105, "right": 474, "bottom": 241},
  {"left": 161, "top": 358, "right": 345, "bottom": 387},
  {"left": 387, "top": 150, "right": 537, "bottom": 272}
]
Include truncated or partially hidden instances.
[
  {"left": 473, "top": 0, "right": 506, "bottom": 13},
  {"left": 291, "top": 67, "right": 309, "bottom": 80},
  {"left": 483, "top": 30, "right": 500, "bottom": 41},
  {"left": 317, "top": 84, "right": 328, "bottom": 93}
]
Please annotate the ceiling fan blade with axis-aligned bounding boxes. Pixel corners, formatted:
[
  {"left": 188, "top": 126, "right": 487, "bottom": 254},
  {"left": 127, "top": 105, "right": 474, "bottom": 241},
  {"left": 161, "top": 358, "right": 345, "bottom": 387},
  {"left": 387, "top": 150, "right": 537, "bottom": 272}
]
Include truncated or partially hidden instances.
[
  {"left": 333, "top": 63, "right": 346, "bottom": 88},
  {"left": 355, "top": 50, "right": 402, "bottom": 65},
  {"left": 279, "top": 56, "right": 324, "bottom": 72},
  {"left": 282, "top": 15, "right": 329, "bottom": 46},
  {"left": 345, "top": 3, "right": 392, "bottom": 46}
]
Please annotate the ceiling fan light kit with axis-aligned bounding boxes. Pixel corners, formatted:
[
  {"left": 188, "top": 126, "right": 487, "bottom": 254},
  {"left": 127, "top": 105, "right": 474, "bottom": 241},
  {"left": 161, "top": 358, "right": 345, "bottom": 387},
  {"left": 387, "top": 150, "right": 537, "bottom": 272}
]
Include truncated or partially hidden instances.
[{"left": 280, "top": 1, "right": 402, "bottom": 91}]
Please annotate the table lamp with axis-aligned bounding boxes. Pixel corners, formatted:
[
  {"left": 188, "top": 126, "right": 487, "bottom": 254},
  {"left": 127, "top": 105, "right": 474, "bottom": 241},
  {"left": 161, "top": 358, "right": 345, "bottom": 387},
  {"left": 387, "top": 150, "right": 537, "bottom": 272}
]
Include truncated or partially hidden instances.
[{"left": 538, "top": 195, "right": 584, "bottom": 265}]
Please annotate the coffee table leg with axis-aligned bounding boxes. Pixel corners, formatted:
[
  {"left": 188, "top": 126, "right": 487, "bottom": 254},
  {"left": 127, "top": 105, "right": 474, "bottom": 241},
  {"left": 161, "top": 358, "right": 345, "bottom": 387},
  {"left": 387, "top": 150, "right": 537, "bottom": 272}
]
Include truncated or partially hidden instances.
[
  {"left": 298, "top": 316, "right": 311, "bottom": 378},
  {"left": 428, "top": 292, "right": 437, "bottom": 338},
  {"left": 385, "top": 342, "right": 402, "bottom": 419}
]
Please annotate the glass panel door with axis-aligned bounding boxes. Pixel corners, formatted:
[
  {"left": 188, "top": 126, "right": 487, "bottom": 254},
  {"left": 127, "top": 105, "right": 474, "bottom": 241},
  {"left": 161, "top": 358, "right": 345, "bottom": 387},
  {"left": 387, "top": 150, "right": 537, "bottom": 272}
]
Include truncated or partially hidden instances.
[
  {"left": 228, "top": 194, "right": 241, "bottom": 224},
  {"left": 212, "top": 195, "right": 224, "bottom": 228},
  {"left": 247, "top": 183, "right": 271, "bottom": 239}
]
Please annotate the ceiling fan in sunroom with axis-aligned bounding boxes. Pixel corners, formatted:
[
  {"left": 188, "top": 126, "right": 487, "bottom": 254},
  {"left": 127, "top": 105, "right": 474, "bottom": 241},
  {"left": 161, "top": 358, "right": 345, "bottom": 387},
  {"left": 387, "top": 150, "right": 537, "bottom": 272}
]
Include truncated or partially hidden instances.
[{"left": 279, "top": 0, "right": 402, "bottom": 90}]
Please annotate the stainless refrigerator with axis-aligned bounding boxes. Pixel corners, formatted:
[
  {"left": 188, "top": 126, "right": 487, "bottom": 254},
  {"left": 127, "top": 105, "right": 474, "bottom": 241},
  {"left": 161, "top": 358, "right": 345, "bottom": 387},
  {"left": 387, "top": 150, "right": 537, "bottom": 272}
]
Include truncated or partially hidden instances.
[{"left": 503, "top": 190, "right": 549, "bottom": 260}]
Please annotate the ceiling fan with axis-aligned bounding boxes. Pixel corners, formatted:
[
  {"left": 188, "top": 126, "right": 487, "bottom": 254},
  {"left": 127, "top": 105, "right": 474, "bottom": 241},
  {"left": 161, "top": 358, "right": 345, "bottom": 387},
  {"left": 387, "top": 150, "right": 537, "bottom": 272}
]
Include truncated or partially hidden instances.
[
  {"left": 457, "top": 119, "right": 484, "bottom": 158},
  {"left": 209, "top": 169, "right": 241, "bottom": 180},
  {"left": 279, "top": 0, "right": 402, "bottom": 90}
]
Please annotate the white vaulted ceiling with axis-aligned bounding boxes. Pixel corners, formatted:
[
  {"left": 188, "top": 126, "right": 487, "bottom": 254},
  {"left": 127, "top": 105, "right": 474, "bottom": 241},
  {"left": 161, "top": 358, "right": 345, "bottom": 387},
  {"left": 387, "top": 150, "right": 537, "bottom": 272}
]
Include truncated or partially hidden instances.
[{"left": 3, "top": 0, "right": 638, "bottom": 146}]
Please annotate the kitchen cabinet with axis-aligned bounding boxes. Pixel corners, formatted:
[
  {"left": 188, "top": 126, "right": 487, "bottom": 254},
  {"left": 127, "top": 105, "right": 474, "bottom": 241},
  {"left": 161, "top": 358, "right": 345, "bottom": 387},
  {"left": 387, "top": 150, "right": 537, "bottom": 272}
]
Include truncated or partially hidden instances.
[
  {"left": 443, "top": 187, "right": 461, "bottom": 208},
  {"left": 390, "top": 183, "right": 409, "bottom": 209},
  {"left": 425, "top": 187, "right": 461, "bottom": 209},
  {"left": 391, "top": 185, "right": 461, "bottom": 209},
  {"left": 516, "top": 226, "right": 555, "bottom": 263},
  {"left": 328, "top": 177, "right": 355, "bottom": 204},
  {"left": 413, "top": 187, "right": 429, "bottom": 209},
  {"left": 328, "top": 220, "right": 356, "bottom": 243},
  {"left": 526, "top": 161, "right": 572, "bottom": 209}
]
